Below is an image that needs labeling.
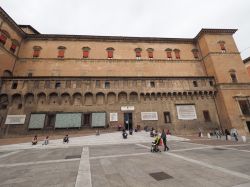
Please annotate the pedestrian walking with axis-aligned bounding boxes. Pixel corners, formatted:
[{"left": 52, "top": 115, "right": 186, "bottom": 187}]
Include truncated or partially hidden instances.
[
  {"left": 42, "top": 136, "right": 49, "bottom": 145},
  {"left": 231, "top": 128, "right": 238, "bottom": 141},
  {"left": 161, "top": 129, "right": 169, "bottom": 151}
]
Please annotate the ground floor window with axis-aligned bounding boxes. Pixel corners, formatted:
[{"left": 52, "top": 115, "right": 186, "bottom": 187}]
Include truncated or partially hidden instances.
[
  {"left": 164, "top": 112, "right": 171, "bottom": 123},
  {"left": 238, "top": 100, "right": 250, "bottom": 115},
  {"left": 203, "top": 110, "right": 211, "bottom": 122}
]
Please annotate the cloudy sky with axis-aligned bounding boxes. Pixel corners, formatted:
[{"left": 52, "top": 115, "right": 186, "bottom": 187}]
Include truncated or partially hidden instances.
[{"left": 1, "top": 0, "right": 250, "bottom": 59}]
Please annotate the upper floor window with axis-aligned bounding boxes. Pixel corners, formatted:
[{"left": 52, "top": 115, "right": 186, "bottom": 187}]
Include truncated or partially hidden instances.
[
  {"left": 192, "top": 49, "right": 199, "bottom": 59},
  {"left": 218, "top": 41, "right": 226, "bottom": 53},
  {"left": 106, "top": 47, "right": 114, "bottom": 59},
  {"left": 105, "top": 81, "right": 110, "bottom": 89},
  {"left": 146, "top": 48, "right": 154, "bottom": 59},
  {"left": 165, "top": 48, "right": 172, "bottom": 60},
  {"left": 11, "top": 81, "right": 18, "bottom": 89},
  {"left": 150, "top": 81, "right": 155, "bottom": 88},
  {"left": 10, "top": 39, "right": 19, "bottom": 54},
  {"left": 164, "top": 112, "right": 171, "bottom": 123},
  {"left": 173, "top": 49, "right": 181, "bottom": 59},
  {"left": 203, "top": 110, "right": 211, "bottom": 122},
  {"left": 33, "top": 46, "right": 42, "bottom": 58},
  {"left": 135, "top": 48, "right": 142, "bottom": 60},
  {"left": 58, "top": 46, "right": 66, "bottom": 58},
  {"left": 229, "top": 69, "right": 237, "bottom": 83},
  {"left": 193, "top": 81, "right": 198, "bottom": 87},
  {"left": 0, "top": 30, "right": 10, "bottom": 45},
  {"left": 82, "top": 47, "right": 90, "bottom": 58},
  {"left": 209, "top": 81, "right": 214, "bottom": 86},
  {"left": 55, "top": 82, "right": 61, "bottom": 89},
  {"left": 96, "top": 80, "right": 100, "bottom": 88}
]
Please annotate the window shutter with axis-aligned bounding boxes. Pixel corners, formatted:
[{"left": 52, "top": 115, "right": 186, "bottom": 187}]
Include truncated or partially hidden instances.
[
  {"left": 148, "top": 51, "right": 153, "bottom": 58},
  {"left": 136, "top": 51, "right": 141, "bottom": 57},
  {"left": 0, "top": 34, "right": 7, "bottom": 44},
  {"left": 58, "top": 50, "right": 64, "bottom": 58},
  {"left": 220, "top": 43, "right": 226, "bottom": 50},
  {"left": 167, "top": 51, "right": 172, "bottom": 58},
  {"left": 33, "top": 50, "right": 40, "bottom": 57},
  {"left": 175, "top": 51, "right": 180, "bottom": 59},
  {"left": 108, "top": 50, "right": 113, "bottom": 58},
  {"left": 83, "top": 50, "right": 89, "bottom": 58}
]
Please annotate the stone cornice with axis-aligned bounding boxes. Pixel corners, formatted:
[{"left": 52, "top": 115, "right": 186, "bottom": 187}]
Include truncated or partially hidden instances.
[
  {"left": 194, "top": 28, "right": 237, "bottom": 41},
  {"left": 0, "top": 7, "right": 26, "bottom": 37},
  {"left": 216, "top": 83, "right": 250, "bottom": 90}
]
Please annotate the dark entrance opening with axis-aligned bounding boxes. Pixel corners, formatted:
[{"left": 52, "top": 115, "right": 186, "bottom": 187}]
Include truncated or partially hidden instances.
[
  {"left": 83, "top": 113, "right": 91, "bottom": 127},
  {"left": 246, "top": 121, "right": 250, "bottom": 132},
  {"left": 45, "top": 113, "right": 56, "bottom": 129},
  {"left": 124, "top": 113, "right": 133, "bottom": 130}
]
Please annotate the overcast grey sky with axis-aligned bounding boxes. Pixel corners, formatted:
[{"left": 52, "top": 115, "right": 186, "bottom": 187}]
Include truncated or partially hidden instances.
[{"left": 1, "top": 0, "right": 250, "bottom": 59}]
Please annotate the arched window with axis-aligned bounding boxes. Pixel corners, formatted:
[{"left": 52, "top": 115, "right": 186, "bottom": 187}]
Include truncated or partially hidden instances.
[
  {"left": 146, "top": 48, "right": 154, "bottom": 59},
  {"left": 229, "top": 69, "right": 237, "bottom": 83},
  {"left": 82, "top": 47, "right": 90, "bottom": 58},
  {"left": 0, "top": 30, "right": 10, "bottom": 45},
  {"left": 106, "top": 47, "right": 114, "bottom": 59},
  {"left": 218, "top": 41, "right": 226, "bottom": 53},
  {"left": 165, "top": 48, "right": 172, "bottom": 60},
  {"left": 135, "top": 48, "right": 142, "bottom": 60},
  {"left": 58, "top": 46, "right": 66, "bottom": 58},
  {"left": 10, "top": 39, "right": 19, "bottom": 53},
  {"left": 33, "top": 46, "right": 42, "bottom": 58},
  {"left": 173, "top": 49, "right": 180, "bottom": 59},
  {"left": 192, "top": 49, "right": 199, "bottom": 59}
]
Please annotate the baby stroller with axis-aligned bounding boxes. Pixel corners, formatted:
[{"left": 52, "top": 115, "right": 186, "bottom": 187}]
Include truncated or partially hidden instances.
[{"left": 151, "top": 137, "right": 161, "bottom": 152}]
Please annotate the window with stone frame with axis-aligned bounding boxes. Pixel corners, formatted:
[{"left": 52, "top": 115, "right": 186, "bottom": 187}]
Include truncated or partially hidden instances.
[
  {"left": 218, "top": 41, "right": 226, "bottom": 53},
  {"left": 150, "top": 81, "right": 155, "bottom": 88},
  {"left": 146, "top": 48, "right": 154, "bottom": 59},
  {"left": 238, "top": 100, "right": 250, "bottom": 115},
  {"left": 33, "top": 46, "right": 42, "bottom": 58},
  {"left": 164, "top": 112, "right": 171, "bottom": 123},
  {"left": 82, "top": 47, "right": 90, "bottom": 58},
  {"left": 165, "top": 48, "right": 172, "bottom": 60},
  {"left": 173, "top": 49, "right": 181, "bottom": 59},
  {"left": 135, "top": 48, "right": 142, "bottom": 60},
  {"left": 66, "top": 80, "right": 71, "bottom": 88},
  {"left": 203, "top": 110, "right": 211, "bottom": 122},
  {"left": 96, "top": 80, "right": 100, "bottom": 88},
  {"left": 193, "top": 81, "right": 198, "bottom": 87},
  {"left": 105, "top": 81, "right": 110, "bottom": 89},
  {"left": 57, "top": 46, "right": 66, "bottom": 58},
  {"left": 229, "top": 70, "right": 237, "bottom": 83},
  {"left": 10, "top": 39, "right": 19, "bottom": 53},
  {"left": 106, "top": 47, "right": 114, "bottom": 59},
  {"left": 0, "top": 30, "right": 10, "bottom": 45},
  {"left": 192, "top": 49, "right": 199, "bottom": 59}
]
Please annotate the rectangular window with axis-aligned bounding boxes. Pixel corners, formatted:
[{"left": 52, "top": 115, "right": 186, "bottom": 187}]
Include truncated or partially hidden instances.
[
  {"left": 105, "top": 81, "right": 110, "bottom": 89},
  {"left": 203, "top": 110, "right": 211, "bottom": 122},
  {"left": 164, "top": 112, "right": 171, "bottom": 123},
  {"left": 45, "top": 80, "right": 50, "bottom": 88},
  {"left": 238, "top": 100, "right": 250, "bottom": 115},
  {"left": 55, "top": 82, "right": 61, "bottom": 89},
  {"left": 150, "top": 81, "right": 155, "bottom": 88},
  {"left": 66, "top": 80, "right": 71, "bottom": 88},
  {"left": 96, "top": 80, "right": 100, "bottom": 88},
  {"left": 193, "top": 81, "right": 198, "bottom": 87},
  {"left": 33, "top": 50, "right": 40, "bottom": 58},
  {"left": 58, "top": 50, "right": 65, "bottom": 58},
  {"left": 11, "top": 81, "right": 18, "bottom": 89},
  {"left": 83, "top": 51, "right": 89, "bottom": 58}
]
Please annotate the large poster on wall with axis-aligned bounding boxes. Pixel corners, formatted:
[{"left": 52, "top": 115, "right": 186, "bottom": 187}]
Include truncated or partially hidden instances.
[
  {"left": 176, "top": 105, "right": 197, "bottom": 120},
  {"left": 55, "top": 113, "right": 82, "bottom": 128},
  {"left": 141, "top": 112, "right": 158, "bottom": 120}
]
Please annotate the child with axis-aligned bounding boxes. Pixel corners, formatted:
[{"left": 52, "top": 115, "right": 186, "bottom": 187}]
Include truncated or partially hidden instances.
[{"left": 43, "top": 136, "right": 49, "bottom": 145}]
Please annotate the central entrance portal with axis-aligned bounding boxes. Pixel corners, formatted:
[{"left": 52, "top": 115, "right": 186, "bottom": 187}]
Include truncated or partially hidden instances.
[{"left": 124, "top": 113, "right": 133, "bottom": 130}]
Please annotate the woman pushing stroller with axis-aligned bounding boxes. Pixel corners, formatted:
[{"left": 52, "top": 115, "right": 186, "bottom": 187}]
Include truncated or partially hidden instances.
[{"left": 151, "top": 133, "right": 161, "bottom": 152}]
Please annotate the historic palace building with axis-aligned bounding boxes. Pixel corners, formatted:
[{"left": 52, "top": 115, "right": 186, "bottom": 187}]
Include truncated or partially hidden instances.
[{"left": 1, "top": 7, "right": 250, "bottom": 135}]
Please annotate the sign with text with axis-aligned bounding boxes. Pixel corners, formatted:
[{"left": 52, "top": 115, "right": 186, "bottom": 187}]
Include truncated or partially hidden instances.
[
  {"left": 5, "top": 115, "right": 26, "bottom": 124},
  {"left": 141, "top": 112, "right": 158, "bottom": 120},
  {"left": 176, "top": 105, "right": 197, "bottom": 120},
  {"left": 121, "top": 106, "right": 134, "bottom": 111},
  {"left": 110, "top": 113, "right": 118, "bottom": 122}
]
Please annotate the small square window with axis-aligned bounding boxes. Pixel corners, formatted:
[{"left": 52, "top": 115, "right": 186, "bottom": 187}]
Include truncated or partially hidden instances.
[
  {"left": 209, "top": 81, "right": 214, "bottom": 86},
  {"left": 105, "top": 81, "right": 110, "bottom": 89},
  {"left": 150, "top": 81, "right": 155, "bottom": 88},
  {"left": 96, "top": 80, "right": 100, "bottom": 88},
  {"left": 193, "top": 81, "right": 198, "bottom": 87},
  {"left": 55, "top": 82, "right": 61, "bottom": 89},
  {"left": 12, "top": 81, "right": 18, "bottom": 89}
]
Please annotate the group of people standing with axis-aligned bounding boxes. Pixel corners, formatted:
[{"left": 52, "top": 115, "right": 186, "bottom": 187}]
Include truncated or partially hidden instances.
[
  {"left": 152, "top": 129, "right": 170, "bottom": 152},
  {"left": 214, "top": 128, "right": 239, "bottom": 141}
]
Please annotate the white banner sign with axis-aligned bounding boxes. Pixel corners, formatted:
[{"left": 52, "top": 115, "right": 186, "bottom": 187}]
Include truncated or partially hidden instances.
[
  {"left": 121, "top": 106, "right": 134, "bottom": 111},
  {"left": 5, "top": 115, "right": 26, "bottom": 124},
  {"left": 141, "top": 112, "right": 158, "bottom": 120},
  {"left": 176, "top": 105, "right": 197, "bottom": 120},
  {"left": 110, "top": 113, "right": 118, "bottom": 122}
]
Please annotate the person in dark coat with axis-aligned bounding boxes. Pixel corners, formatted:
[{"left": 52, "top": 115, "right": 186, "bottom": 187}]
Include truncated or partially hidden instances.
[{"left": 161, "top": 129, "right": 169, "bottom": 151}]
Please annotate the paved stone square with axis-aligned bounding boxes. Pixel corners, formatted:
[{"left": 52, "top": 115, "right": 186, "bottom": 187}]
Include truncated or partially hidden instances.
[{"left": 0, "top": 132, "right": 250, "bottom": 187}]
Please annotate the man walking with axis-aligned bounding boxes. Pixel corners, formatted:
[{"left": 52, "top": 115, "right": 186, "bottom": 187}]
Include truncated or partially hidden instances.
[{"left": 161, "top": 129, "right": 169, "bottom": 151}]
